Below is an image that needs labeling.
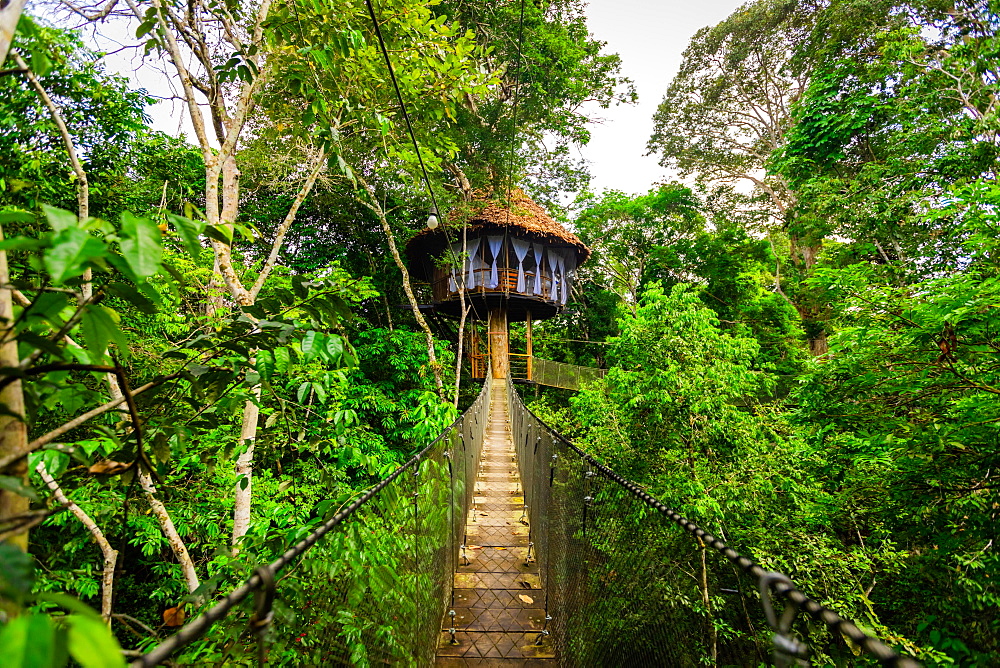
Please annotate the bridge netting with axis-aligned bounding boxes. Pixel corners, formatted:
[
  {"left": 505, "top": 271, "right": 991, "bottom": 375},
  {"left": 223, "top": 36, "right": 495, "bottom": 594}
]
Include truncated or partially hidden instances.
[{"left": 131, "top": 375, "right": 919, "bottom": 667}]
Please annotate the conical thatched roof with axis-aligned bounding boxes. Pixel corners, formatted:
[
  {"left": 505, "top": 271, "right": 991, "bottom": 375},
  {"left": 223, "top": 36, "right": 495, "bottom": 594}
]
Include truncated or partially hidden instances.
[{"left": 405, "top": 189, "right": 591, "bottom": 277}]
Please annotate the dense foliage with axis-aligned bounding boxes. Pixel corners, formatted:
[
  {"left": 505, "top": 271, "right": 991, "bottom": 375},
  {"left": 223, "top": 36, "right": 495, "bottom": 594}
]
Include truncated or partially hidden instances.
[{"left": 0, "top": 0, "right": 997, "bottom": 665}]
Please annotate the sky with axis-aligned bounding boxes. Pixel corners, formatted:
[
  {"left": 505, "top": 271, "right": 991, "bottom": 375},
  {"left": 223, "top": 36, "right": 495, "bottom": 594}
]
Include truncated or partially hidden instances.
[
  {"left": 579, "top": 0, "right": 745, "bottom": 195},
  {"left": 79, "top": 0, "right": 748, "bottom": 197}
]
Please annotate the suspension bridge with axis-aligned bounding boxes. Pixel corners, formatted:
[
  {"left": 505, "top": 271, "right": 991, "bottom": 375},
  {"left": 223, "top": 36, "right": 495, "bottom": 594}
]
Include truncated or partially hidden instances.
[{"left": 129, "top": 376, "right": 921, "bottom": 668}]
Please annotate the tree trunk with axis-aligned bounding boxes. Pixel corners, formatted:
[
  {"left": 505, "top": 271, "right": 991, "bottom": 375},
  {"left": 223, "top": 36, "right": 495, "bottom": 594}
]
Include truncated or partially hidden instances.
[
  {"left": 107, "top": 376, "right": 199, "bottom": 594},
  {"left": 357, "top": 175, "right": 444, "bottom": 393},
  {"left": 0, "top": 0, "right": 28, "bottom": 66},
  {"left": 231, "top": 383, "right": 261, "bottom": 547},
  {"left": 489, "top": 308, "right": 508, "bottom": 379},
  {"left": 36, "top": 463, "right": 117, "bottom": 621},
  {"left": 0, "top": 232, "right": 28, "bottom": 549},
  {"left": 138, "top": 469, "right": 200, "bottom": 595}
]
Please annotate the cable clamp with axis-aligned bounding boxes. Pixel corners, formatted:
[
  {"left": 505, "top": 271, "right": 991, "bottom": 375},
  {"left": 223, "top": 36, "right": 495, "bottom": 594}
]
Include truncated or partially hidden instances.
[{"left": 759, "top": 571, "right": 810, "bottom": 668}]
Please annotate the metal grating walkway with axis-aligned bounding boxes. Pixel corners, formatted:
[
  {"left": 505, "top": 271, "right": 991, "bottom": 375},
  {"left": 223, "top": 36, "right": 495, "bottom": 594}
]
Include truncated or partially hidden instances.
[{"left": 436, "top": 382, "right": 556, "bottom": 667}]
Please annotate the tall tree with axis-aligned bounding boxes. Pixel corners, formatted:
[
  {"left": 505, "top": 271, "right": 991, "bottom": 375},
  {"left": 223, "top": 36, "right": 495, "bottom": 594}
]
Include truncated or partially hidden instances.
[{"left": 647, "top": 0, "right": 834, "bottom": 352}]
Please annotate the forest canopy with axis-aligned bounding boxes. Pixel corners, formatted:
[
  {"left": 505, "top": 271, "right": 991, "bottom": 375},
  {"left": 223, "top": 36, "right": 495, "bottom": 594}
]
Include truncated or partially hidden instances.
[{"left": 0, "top": 0, "right": 996, "bottom": 665}]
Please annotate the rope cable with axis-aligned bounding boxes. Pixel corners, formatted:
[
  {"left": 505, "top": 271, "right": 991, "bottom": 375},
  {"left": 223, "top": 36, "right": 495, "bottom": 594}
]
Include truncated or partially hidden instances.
[
  {"left": 501, "top": 0, "right": 527, "bottom": 298},
  {"left": 364, "top": 0, "right": 441, "bottom": 220}
]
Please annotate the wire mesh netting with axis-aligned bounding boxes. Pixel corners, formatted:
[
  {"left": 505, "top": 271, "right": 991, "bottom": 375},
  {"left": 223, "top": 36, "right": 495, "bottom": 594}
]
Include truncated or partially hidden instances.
[
  {"left": 140, "top": 378, "right": 492, "bottom": 668},
  {"left": 507, "top": 379, "right": 917, "bottom": 668},
  {"left": 287, "top": 377, "right": 491, "bottom": 666},
  {"left": 531, "top": 357, "right": 606, "bottom": 391}
]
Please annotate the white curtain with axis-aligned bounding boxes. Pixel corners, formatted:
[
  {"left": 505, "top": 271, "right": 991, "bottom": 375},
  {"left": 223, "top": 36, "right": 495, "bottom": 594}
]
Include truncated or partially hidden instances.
[
  {"left": 511, "top": 238, "right": 531, "bottom": 293},
  {"left": 562, "top": 253, "right": 577, "bottom": 304},
  {"left": 464, "top": 237, "right": 482, "bottom": 290},
  {"left": 448, "top": 241, "right": 461, "bottom": 292},
  {"left": 487, "top": 235, "right": 503, "bottom": 289},
  {"left": 533, "top": 244, "right": 545, "bottom": 295},
  {"left": 548, "top": 248, "right": 559, "bottom": 301},
  {"left": 556, "top": 253, "right": 567, "bottom": 304}
]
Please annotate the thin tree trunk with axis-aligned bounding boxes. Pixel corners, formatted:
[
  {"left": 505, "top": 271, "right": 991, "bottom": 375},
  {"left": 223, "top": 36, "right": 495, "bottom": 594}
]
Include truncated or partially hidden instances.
[
  {"left": 138, "top": 469, "right": 200, "bottom": 594},
  {"left": 249, "top": 150, "right": 326, "bottom": 301},
  {"left": 231, "top": 383, "right": 261, "bottom": 547},
  {"left": 36, "top": 462, "right": 117, "bottom": 621},
  {"left": 0, "top": 227, "right": 28, "bottom": 549},
  {"left": 357, "top": 174, "right": 444, "bottom": 393},
  {"left": 106, "top": 376, "right": 199, "bottom": 594}
]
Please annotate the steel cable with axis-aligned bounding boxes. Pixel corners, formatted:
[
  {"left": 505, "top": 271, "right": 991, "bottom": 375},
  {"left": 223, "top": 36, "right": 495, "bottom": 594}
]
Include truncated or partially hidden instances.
[
  {"left": 507, "top": 378, "right": 921, "bottom": 668},
  {"left": 130, "top": 381, "right": 492, "bottom": 667}
]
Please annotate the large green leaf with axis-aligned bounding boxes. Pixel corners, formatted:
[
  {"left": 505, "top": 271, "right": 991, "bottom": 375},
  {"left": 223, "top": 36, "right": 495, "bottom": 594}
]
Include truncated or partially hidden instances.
[
  {"left": 255, "top": 350, "right": 275, "bottom": 381},
  {"left": 41, "top": 204, "right": 78, "bottom": 234},
  {"left": 66, "top": 615, "right": 125, "bottom": 668},
  {"left": 301, "top": 331, "right": 321, "bottom": 362},
  {"left": 0, "top": 613, "right": 57, "bottom": 668},
  {"left": 166, "top": 213, "right": 204, "bottom": 259},
  {"left": 80, "top": 306, "right": 128, "bottom": 359},
  {"left": 119, "top": 212, "right": 162, "bottom": 278},
  {"left": 43, "top": 228, "right": 106, "bottom": 285}
]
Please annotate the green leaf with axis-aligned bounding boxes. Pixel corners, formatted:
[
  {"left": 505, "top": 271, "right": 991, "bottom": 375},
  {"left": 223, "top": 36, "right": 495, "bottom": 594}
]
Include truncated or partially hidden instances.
[
  {"left": 203, "top": 224, "right": 233, "bottom": 245},
  {"left": 297, "top": 381, "right": 311, "bottom": 404},
  {"left": 301, "top": 331, "right": 321, "bottom": 362},
  {"left": 41, "top": 205, "right": 78, "bottom": 234},
  {"left": 44, "top": 228, "right": 106, "bottom": 285},
  {"left": 0, "top": 541, "right": 35, "bottom": 600},
  {"left": 106, "top": 283, "right": 157, "bottom": 314},
  {"left": 0, "top": 210, "right": 34, "bottom": 225},
  {"left": 119, "top": 212, "right": 162, "bottom": 278},
  {"left": 0, "top": 475, "right": 40, "bottom": 502},
  {"left": 0, "top": 613, "right": 56, "bottom": 668},
  {"left": 166, "top": 214, "right": 204, "bottom": 259},
  {"left": 81, "top": 306, "right": 128, "bottom": 359},
  {"left": 29, "top": 450, "right": 70, "bottom": 480},
  {"left": 66, "top": 615, "right": 126, "bottom": 668},
  {"left": 0, "top": 237, "right": 45, "bottom": 252},
  {"left": 325, "top": 335, "right": 344, "bottom": 364},
  {"left": 273, "top": 347, "right": 291, "bottom": 373},
  {"left": 255, "top": 350, "right": 275, "bottom": 381}
]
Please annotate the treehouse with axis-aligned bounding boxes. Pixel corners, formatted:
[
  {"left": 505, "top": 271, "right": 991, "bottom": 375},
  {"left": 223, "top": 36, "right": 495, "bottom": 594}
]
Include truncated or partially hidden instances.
[{"left": 406, "top": 189, "right": 590, "bottom": 380}]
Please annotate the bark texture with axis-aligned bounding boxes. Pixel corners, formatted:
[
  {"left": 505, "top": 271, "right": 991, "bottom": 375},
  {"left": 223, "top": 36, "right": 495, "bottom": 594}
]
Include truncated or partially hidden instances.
[{"left": 36, "top": 462, "right": 117, "bottom": 621}]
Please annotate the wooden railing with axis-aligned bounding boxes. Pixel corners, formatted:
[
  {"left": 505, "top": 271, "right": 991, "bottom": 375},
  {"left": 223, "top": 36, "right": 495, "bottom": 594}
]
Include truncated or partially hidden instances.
[{"left": 431, "top": 267, "right": 555, "bottom": 303}]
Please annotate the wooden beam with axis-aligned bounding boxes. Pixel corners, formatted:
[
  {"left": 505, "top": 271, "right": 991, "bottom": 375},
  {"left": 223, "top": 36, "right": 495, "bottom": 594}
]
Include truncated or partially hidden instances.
[{"left": 488, "top": 307, "right": 508, "bottom": 379}]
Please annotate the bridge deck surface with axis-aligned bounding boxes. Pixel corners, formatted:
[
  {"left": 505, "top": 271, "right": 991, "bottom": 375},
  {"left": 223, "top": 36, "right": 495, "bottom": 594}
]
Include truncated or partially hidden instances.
[{"left": 436, "top": 382, "right": 555, "bottom": 667}]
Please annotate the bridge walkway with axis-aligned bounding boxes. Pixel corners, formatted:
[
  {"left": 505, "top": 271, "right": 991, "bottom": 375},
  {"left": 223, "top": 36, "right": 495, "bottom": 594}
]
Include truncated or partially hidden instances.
[{"left": 436, "top": 382, "right": 555, "bottom": 666}]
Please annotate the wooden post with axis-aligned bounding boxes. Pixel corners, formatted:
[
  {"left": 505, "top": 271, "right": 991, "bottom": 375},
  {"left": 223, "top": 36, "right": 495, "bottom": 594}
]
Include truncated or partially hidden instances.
[
  {"left": 488, "top": 307, "right": 508, "bottom": 379},
  {"left": 526, "top": 311, "right": 532, "bottom": 381}
]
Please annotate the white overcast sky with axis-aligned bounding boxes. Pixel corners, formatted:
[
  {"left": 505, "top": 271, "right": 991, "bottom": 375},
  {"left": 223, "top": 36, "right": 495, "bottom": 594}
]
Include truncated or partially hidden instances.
[
  {"left": 580, "top": 0, "right": 745, "bottom": 195},
  {"left": 73, "top": 0, "right": 747, "bottom": 197}
]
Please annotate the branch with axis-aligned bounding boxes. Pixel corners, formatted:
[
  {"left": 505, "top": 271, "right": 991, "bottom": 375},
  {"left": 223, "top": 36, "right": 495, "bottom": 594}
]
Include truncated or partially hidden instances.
[
  {"left": 10, "top": 50, "right": 89, "bottom": 224},
  {"left": 0, "top": 374, "right": 180, "bottom": 471},
  {"left": 36, "top": 461, "right": 118, "bottom": 620},
  {"left": 249, "top": 149, "right": 327, "bottom": 300}
]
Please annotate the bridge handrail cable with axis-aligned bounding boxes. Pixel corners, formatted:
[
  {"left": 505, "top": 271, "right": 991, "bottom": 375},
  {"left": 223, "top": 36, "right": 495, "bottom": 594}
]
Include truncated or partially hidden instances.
[
  {"left": 131, "top": 376, "right": 493, "bottom": 667},
  {"left": 507, "top": 378, "right": 921, "bottom": 668}
]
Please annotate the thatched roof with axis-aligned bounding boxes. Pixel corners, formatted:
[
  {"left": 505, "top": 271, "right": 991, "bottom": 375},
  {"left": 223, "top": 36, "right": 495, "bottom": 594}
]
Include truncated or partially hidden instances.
[{"left": 405, "top": 189, "right": 591, "bottom": 273}]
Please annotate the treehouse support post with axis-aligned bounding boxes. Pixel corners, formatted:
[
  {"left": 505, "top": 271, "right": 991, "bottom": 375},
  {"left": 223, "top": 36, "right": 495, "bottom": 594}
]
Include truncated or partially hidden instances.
[
  {"left": 489, "top": 307, "right": 508, "bottom": 379},
  {"left": 526, "top": 312, "right": 533, "bottom": 382}
]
